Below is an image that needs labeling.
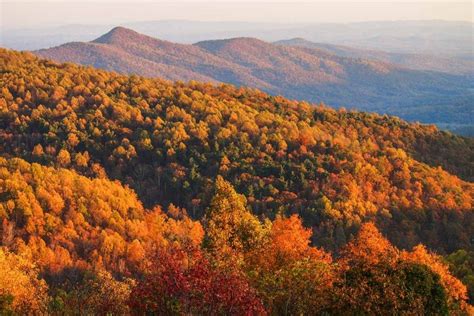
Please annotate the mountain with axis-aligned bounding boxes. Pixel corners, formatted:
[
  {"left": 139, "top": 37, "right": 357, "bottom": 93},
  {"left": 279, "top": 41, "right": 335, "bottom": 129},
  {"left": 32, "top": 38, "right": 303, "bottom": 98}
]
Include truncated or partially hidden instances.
[
  {"left": 293, "top": 20, "right": 473, "bottom": 59},
  {"left": 4, "top": 20, "right": 473, "bottom": 59},
  {"left": 35, "top": 27, "right": 473, "bottom": 133},
  {"left": 275, "top": 38, "right": 474, "bottom": 75},
  {"left": 35, "top": 27, "right": 269, "bottom": 87},
  {"left": 1, "top": 48, "right": 473, "bottom": 314}
]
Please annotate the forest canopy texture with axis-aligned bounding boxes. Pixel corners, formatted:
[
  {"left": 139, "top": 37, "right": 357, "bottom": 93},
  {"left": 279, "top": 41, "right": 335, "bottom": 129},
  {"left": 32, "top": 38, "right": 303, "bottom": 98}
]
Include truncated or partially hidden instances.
[{"left": 0, "top": 49, "right": 473, "bottom": 314}]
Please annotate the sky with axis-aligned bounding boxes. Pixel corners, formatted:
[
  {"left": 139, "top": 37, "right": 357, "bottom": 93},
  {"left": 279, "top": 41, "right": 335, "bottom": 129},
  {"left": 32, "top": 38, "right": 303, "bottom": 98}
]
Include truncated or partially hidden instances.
[{"left": 1, "top": 1, "right": 472, "bottom": 30}]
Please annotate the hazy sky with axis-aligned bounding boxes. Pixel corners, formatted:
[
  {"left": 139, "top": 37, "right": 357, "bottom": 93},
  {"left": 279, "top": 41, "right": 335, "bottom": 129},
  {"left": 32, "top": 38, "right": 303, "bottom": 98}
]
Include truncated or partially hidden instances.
[{"left": 1, "top": 1, "right": 472, "bottom": 30}]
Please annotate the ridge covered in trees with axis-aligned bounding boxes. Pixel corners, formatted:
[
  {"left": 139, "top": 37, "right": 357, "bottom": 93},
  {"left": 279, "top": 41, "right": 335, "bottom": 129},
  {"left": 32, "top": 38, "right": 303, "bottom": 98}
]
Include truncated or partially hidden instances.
[{"left": 0, "top": 48, "right": 473, "bottom": 314}]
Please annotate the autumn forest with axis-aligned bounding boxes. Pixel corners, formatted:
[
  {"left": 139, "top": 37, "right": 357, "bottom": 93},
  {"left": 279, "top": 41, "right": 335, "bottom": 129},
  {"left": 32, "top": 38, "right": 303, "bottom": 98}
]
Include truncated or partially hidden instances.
[{"left": 0, "top": 48, "right": 473, "bottom": 315}]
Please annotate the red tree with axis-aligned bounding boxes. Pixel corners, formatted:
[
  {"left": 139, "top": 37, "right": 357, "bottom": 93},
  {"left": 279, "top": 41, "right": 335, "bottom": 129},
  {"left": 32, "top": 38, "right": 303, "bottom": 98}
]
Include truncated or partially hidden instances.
[{"left": 129, "top": 246, "right": 266, "bottom": 315}]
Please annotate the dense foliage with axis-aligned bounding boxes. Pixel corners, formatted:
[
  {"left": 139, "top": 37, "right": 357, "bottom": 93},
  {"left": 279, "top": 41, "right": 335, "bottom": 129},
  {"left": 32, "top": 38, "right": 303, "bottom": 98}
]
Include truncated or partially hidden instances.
[
  {"left": 1, "top": 49, "right": 472, "bottom": 253},
  {"left": 0, "top": 159, "right": 471, "bottom": 314},
  {"left": 446, "top": 250, "right": 474, "bottom": 304},
  {"left": 0, "top": 157, "right": 203, "bottom": 277},
  {"left": 0, "top": 49, "right": 473, "bottom": 313}
]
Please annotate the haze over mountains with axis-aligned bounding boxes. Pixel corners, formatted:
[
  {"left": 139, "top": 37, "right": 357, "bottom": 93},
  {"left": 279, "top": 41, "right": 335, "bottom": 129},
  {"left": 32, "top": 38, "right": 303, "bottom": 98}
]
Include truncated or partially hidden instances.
[
  {"left": 4, "top": 20, "right": 473, "bottom": 58},
  {"left": 275, "top": 38, "right": 474, "bottom": 75},
  {"left": 35, "top": 26, "right": 474, "bottom": 134}
]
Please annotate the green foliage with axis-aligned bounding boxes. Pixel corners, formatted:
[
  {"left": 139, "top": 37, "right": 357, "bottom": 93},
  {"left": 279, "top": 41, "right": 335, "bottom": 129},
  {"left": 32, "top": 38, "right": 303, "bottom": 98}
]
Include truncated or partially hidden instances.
[
  {"left": 0, "top": 294, "right": 14, "bottom": 315},
  {"left": 400, "top": 263, "right": 449, "bottom": 315},
  {"left": 332, "top": 262, "right": 449, "bottom": 315},
  {"left": 446, "top": 250, "right": 474, "bottom": 304}
]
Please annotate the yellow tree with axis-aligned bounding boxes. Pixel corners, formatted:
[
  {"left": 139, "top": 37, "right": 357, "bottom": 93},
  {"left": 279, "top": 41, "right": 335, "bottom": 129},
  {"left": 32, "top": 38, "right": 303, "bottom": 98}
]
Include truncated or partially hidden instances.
[
  {"left": 332, "top": 222, "right": 402, "bottom": 314},
  {"left": 204, "top": 176, "right": 265, "bottom": 257},
  {"left": 56, "top": 149, "right": 71, "bottom": 166},
  {"left": 341, "top": 221, "right": 398, "bottom": 266}
]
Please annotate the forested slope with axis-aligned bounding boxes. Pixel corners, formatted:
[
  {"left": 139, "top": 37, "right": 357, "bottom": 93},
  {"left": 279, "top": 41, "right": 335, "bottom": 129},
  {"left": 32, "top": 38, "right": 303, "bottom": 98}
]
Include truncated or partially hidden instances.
[
  {"left": 1, "top": 49, "right": 473, "bottom": 254},
  {"left": 0, "top": 48, "right": 473, "bottom": 314},
  {"left": 0, "top": 157, "right": 470, "bottom": 314}
]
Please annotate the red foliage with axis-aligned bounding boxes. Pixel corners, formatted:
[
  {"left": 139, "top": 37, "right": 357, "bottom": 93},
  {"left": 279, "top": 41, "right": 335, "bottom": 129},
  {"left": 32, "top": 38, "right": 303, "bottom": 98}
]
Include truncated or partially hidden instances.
[{"left": 129, "top": 246, "right": 266, "bottom": 315}]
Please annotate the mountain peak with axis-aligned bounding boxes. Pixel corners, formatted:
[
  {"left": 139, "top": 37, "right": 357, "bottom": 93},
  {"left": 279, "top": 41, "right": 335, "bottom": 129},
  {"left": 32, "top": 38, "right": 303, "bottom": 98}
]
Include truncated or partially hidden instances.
[
  {"left": 92, "top": 26, "right": 142, "bottom": 44},
  {"left": 195, "top": 37, "right": 269, "bottom": 52}
]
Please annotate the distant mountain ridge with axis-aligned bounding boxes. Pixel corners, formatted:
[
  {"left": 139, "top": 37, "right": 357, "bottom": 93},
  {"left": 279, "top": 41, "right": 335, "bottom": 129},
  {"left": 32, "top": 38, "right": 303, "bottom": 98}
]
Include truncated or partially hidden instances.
[
  {"left": 35, "top": 27, "right": 473, "bottom": 133},
  {"left": 5, "top": 20, "right": 473, "bottom": 58},
  {"left": 275, "top": 38, "right": 474, "bottom": 75}
]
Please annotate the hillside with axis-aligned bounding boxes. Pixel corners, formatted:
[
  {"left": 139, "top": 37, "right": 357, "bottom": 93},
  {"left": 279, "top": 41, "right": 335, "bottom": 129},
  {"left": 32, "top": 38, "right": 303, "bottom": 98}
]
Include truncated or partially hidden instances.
[
  {"left": 0, "top": 157, "right": 202, "bottom": 275},
  {"left": 1, "top": 157, "right": 471, "bottom": 314},
  {"left": 0, "top": 48, "right": 473, "bottom": 314},
  {"left": 35, "top": 27, "right": 268, "bottom": 88},
  {"left": 35, "top": 27, "right": 473, "bottom": 130},
  {"left": 2, "top": 48, "right": 473, "bottom": 253}
]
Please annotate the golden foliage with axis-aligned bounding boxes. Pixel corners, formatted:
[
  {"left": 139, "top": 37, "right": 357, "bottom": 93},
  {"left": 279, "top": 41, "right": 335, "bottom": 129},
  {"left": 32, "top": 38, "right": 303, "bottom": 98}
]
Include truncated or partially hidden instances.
[{"left": 0, "top": 248, "right": 48, "bottom": 314}]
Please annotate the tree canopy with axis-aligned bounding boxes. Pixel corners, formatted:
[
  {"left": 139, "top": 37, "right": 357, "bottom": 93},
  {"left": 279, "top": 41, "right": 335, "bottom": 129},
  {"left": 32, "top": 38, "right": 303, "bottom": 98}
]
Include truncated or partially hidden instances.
[{"left": 0, "top": 48, "right": 472, "bottom": 314}]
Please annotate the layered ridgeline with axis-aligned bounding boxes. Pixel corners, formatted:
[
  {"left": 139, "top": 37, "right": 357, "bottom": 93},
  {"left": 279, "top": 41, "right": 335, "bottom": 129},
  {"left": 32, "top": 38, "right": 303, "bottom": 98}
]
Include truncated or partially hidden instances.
[
  {"left": 1, "top": 48, "right": 473, "bottom": 254},
  {"left": 275, "top": 37, "right": 474, "bottom": 75},
  {"left": 275, "top": 38, "right": 474, "bottom": 135},
  {"left": 0, "top": 49, "right": 473, "bottom": 314},
  {"left": 35, "top": 27, "right": 473, "bottom": 133}
]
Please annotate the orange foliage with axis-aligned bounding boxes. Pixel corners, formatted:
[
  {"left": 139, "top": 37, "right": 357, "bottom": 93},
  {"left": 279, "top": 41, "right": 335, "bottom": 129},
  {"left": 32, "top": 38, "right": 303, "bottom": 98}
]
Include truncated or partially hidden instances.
[
  {"left": 0, "top": 248, "right": 49, "bottom": 314},
  {"left": 402, "top": 245, "right": 469, "bottom": 305},
  {"left": 0, "top": 49, "right": 472, "bottom": 314},
  {"left": 254, "top": 215, "right": 331, "bottom": 270},
  {"left": 341, "top": 222, "right": 398, "bottom": 266}
]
